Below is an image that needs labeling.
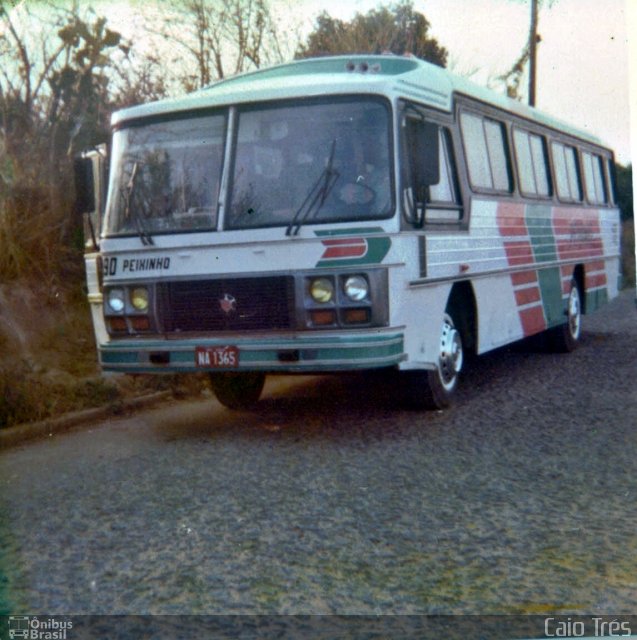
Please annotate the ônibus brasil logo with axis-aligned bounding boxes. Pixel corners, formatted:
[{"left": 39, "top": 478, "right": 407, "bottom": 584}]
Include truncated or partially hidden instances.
[{"left": 8, "top": 616, "right": 73, "bottom": 640}]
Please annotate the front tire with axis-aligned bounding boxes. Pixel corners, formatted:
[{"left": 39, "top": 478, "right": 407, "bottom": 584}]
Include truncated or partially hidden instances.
[
  {"left": 403, "top": 312, "right": 464, "bottom": 410},
  {"left": 209, "top": 372, "right": 266, "bottom": 410}
]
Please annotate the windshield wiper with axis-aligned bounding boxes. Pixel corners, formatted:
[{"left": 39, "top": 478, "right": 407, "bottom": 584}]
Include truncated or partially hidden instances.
[
  {"left": 124, "top": 161, "right": 154, "bottom": 246},
  {"left": 286, "top": 139, "right": 340, "bottom": 237}
]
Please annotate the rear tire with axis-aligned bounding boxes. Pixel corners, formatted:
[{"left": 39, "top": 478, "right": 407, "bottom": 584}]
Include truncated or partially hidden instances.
[
  {"left": 549, "top": 279, "right": 582, "bottom": 353},
  {"left": 209, "top": 372, "right": 266, "bottom": 410},
  {"left": 403, "top": 312, "right": 464, "bottom": 410}
]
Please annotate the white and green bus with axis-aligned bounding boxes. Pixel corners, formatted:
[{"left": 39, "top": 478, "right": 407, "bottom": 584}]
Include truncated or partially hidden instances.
[{"left": 76, "top": 55, "right": 621, "bottom": 410}]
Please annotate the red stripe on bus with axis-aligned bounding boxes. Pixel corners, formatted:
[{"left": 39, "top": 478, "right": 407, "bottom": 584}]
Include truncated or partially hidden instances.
[
  {"left": 552, "top": 207, "right": 590, "bottom": 235},
  {"left": 555, "top": 249, "right": 599, "bottom": 262},
  {"left": 520, "top": 305, "right": 546, "bottom": 335},
  {"left": 321, "top": 238, "right": 367, "bottom": 259},
  {"left": 511, "top": 270, "right": 538, "bottom": 286},
  {"left": 586, "top": 273, "right": 607, "bottom": 289},
  {"left": 561, "top": 270, "right": 573, "bottom": 294},
  {"left": 587, "top": 259, "right": 606, "bottom": 272},
  {"left": 496, "top": 202, "right": 527, "bottom": 237},
  {"left": 515, "top": 287, "right": 542, "bottom": 306},
  {"left": 553, "top": 208, "right": 604, "bottom": 262},
  {"left": 504, "top": 241, "right": 534, "bottom": 266}
]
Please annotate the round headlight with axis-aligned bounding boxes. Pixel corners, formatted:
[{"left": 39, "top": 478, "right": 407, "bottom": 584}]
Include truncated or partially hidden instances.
[
  {"left": 107, "top": 288, "right": 125, "bottom": 313},
  {"left": 343, "top": 275, "right": 369, "bottom": 301},
  {"left": 310, "top": 278, "right": 335, "bottom": 303},
  {"left": 130, "top": 287, "right": 149, "bottom": 312}
]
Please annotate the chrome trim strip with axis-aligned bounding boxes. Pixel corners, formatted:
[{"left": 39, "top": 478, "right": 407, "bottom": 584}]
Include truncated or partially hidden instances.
[{"left": 408, "top": 255, "right": 621, "bottom": 288}]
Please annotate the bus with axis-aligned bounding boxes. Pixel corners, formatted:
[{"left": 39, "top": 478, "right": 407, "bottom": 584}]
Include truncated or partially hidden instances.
[{"left": 75, "top": 54, "right": 621, "bottom": 411}]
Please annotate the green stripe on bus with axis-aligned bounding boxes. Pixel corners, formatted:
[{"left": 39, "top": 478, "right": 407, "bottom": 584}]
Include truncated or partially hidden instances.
[
  {"left": 102, "top": 342, "right": 404, "bottom": 367},
  {"left": 526, "top": 204, "right": 557, "bottom": 263},
  {"left": 526, "top": 204, "right": 564, "bottom": 327},
  {"left": 537, "top": 267, "right": 565, "bottom": 326},
  {"left": 100, "top": 333, "right": 405, "bottom": 370},
  {"left": 316, "top": 237, "right": 391, "bottom": 268},
  {"left": 315, "top": 227, "right": 391, "bottom": 268}
]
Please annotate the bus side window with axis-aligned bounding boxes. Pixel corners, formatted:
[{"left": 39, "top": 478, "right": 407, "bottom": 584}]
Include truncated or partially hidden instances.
[
  {"left": 484, "top": 120, "right": 512, "bottom": 192},
  {"left": 460, "top": 112, "right": 512, "bottom": 193},
  {"left": 551, "top": 141, "right": 583, "bottom": 203},
  {"left": 460, "top": 113, "right": 490, "bottom": 189},
  {"left": 582, "top": 151, "right": 609, "bottom": 205},
  {"left": 426, "top": 128, "right": 463, "bottom": 223},
  {"left": 513, "top": 128, "right": 551, "bottom": 198}
]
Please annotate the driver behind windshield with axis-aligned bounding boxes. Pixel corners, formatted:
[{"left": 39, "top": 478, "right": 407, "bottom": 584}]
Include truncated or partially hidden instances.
[{"left": 336, "top": 128, "right": 391, "bottom": 211}]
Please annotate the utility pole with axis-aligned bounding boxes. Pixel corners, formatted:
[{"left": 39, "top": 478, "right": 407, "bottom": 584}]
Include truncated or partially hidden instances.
[{"left": 528, "top": 0, "right": 539, "bottom": 106}]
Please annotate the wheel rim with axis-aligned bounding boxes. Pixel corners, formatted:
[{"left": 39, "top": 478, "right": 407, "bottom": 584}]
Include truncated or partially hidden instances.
[
  {"left": 438, "top": 314, "right": 463, "bottom": 391},
  {"left": 567, "top": 285, "right": 582, "bottom": 340}
]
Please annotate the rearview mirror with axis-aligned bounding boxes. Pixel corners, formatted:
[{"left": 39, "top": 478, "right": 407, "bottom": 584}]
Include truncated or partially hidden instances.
[
  {"left": 73, "top": 144, "right": 108, "bottom": 252},
  {"left": 73, "top": 156, "right": 95, "bottom": 216},
  {"left": 406, "top": 118, "right": 440, "bottom": 192}
]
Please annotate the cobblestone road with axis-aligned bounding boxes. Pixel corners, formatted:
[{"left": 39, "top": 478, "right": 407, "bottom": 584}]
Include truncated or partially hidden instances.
[{"left": 1, "top": 291, "right": 636, "bottom": 615}]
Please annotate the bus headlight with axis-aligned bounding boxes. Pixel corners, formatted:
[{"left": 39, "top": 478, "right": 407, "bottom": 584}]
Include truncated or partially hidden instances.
[
  {"left": 130, "top": 287, "right": 150, "bottom": 312},
  {"left": 302, "top": 269, "right": 388, "bottom": 330},
  {"left": 107, "top": 288, "right": 125, "bottom": 313},
  {"left": 343, "top": 275, "right": 369, "bottom": 301},
  {"left": 310, "top": 277, "right": 335, "bottom": 303}
]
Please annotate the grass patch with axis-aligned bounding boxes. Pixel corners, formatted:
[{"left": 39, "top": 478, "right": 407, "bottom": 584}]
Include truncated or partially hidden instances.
[
  {"left": 0, "top": 367, "right": 34, "bottom": 428},
  {"left": 32, "top": 297, "right": 100, "bottom": 378},
  {"left": 0, "top": 365, "right": 122, "bottom": 429},
  {"left": 0, "top": 279, "right": 211, "bottom": 429}
]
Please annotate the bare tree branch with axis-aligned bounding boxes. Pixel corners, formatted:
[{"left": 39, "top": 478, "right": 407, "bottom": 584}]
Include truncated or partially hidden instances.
[
  {"left": 3, "top": 7, "right": 33, "bottom": 109},
  {"left": 154, "top": 0, "right": 285, "bottom": 91}
]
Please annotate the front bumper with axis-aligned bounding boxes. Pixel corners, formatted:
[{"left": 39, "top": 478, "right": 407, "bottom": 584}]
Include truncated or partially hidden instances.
[{"left": 99, "top": 330, "right": 406, "bottom": 374}]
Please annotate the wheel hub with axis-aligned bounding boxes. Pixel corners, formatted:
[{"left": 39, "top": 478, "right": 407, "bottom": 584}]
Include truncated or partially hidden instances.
[
  {"left": 439, "top": 318, "right": 463, "bottom": 390},
  {"left": 567, "top": 286, "right": 581, "bottom": 339}
]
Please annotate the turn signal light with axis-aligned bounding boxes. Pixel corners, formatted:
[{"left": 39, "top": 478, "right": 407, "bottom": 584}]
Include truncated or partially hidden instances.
[
  {"left": 343, "top": 308, "right": 370, "bottom": 324},
  {"left": 130, "top": 316, "right": 151, "bottom": 332},
  {"left": 310, "top": 309, "right": 337, "bottom": 326},
  {"left": 107, "top": 317, "right": 128, "bottom": 333}
]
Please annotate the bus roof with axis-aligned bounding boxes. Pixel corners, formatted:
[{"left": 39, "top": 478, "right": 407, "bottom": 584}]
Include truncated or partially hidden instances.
[{"left": 111, "top": 54, "right": 606, "bottom": 149}]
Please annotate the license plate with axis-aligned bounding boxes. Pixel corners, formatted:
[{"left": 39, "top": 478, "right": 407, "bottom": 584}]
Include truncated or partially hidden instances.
[{"left": 195, "top": 346, "right": 239, "bottom": 368}]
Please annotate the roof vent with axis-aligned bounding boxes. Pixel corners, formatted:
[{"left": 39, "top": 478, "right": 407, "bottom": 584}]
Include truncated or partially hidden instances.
[{"left": 345, "top": 60, "right": 381, "bottom": 74}]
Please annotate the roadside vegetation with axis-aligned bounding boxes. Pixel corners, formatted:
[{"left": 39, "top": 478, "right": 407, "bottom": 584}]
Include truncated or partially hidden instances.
[
  {"left": 616, "top": 164, "right": 635, "bottom": 287},
  {"left": 0, "top": 0, "right": 287, "bottom": 427},
  {"left": 0, "top": 0, "right": 633, "bottom": 428}
]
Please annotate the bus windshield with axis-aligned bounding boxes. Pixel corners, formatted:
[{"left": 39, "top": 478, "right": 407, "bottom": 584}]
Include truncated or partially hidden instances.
[
  {"left": 227, "top": 97, "right": 393, "bottom": 230},
  {"left": 105, "top": 112, "right": 227, "bottom": 237},
  {"left": 104, "top": 97, "right": 393, "bottom": 237}
]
